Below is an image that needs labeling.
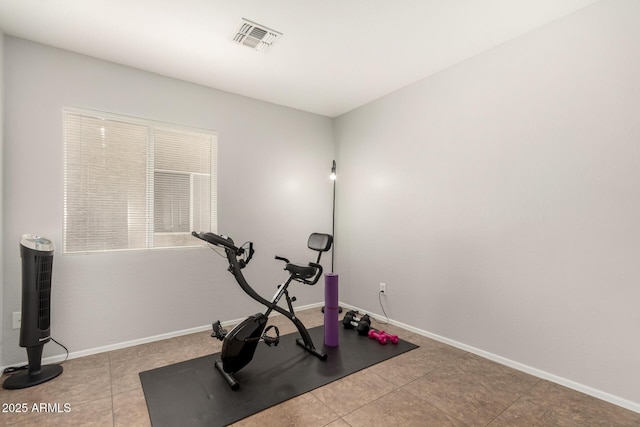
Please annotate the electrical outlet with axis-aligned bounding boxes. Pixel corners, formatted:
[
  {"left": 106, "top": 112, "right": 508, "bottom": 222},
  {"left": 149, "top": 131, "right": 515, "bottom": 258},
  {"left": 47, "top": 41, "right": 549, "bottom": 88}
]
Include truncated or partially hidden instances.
[
  {"left": 379, "top": 283, "right": 386, "bottom": 294},
  {"left": 12, "top": 312, "right": 21, "bottom": 329}
]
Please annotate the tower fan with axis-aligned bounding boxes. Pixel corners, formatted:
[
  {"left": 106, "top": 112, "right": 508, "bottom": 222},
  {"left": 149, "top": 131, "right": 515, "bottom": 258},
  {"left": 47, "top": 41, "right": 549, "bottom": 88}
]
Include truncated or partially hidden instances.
[{"left": 3, "top": 235, "right": 63, "bottom": 389}]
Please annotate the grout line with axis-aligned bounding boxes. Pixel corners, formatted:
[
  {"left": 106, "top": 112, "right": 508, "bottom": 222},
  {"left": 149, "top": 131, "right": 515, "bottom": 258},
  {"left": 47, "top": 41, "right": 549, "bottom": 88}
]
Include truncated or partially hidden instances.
[
  {"left": 308, "top": 390, "right": 342, "bottom": 426},
  {"left": 483, "top": 377, "right": 543, "bottom": 426}
]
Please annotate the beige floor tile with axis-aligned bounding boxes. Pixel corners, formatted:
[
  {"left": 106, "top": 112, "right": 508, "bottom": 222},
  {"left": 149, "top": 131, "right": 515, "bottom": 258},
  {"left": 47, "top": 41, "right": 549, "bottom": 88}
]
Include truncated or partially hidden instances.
[
  {"left": 108, "top": 334, "right": 218, "bottom": 395},
  {"left": 161, "top": 331, "right": 223, "bottom": 362},
  {"left": 232, "top": 392, "right": 339, "bottom": 427},
  {"left": 403, "top": 353, "right": 539, "bottom": 425},
  {"left": 489, "top": 380, "right": 640, "bottom": 427},
  {"left": 343, "top": 388, "right": 465, "bottom": 427},
  {"left": 113, "top": 388, "right": 152, "bottom": 427},
  {"left": 323, "top": 419, "right": 352, "bottom": 427},
  {"left": 367, "top": 340, "right": 466, "bottom": 387},
  {"left": 311, "top": 369, "right": 397, "bottom": 417},
  {"left": 109, "top": 353, "right": 159, "bottom": 395}
]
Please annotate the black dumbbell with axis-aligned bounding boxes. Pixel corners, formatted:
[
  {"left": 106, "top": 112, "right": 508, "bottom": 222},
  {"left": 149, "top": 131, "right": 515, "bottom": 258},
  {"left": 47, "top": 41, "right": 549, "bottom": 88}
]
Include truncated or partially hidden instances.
[
  {"left": 342, "top": 310, "right": 359, "bottom": 329},
  {"left": 342, "top": 311, "right": 371, "bottom": 336},
  {"left": 356, "top": 314, "right": 371, "bottom": 335}
]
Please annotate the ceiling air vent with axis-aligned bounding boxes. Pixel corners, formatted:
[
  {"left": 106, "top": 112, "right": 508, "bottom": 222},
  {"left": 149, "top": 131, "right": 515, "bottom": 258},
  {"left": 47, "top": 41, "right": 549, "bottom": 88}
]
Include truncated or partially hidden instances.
[{"left": 233, "top": 19, "right": 282, "bottom": 53}]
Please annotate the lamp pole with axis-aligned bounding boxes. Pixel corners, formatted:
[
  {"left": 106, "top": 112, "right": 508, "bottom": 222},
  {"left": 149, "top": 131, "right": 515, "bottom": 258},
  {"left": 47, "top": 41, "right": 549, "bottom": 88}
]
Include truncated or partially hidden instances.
[
  {"left": 323, "top": 160, "right": 341, "bottom": 314},
  {"left": 330, "top": 160, "right": 336, "bottom": 272}
]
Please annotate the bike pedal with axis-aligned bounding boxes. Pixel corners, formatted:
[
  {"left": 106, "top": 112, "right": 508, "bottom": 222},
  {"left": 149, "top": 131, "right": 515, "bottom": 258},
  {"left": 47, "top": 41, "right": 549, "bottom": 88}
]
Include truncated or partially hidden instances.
[
  {"left": 262, "top": 324, "right": 280, "bottom": 347},
  {"left": 211, "top": 321, "right": 227, "bottom": 340}
]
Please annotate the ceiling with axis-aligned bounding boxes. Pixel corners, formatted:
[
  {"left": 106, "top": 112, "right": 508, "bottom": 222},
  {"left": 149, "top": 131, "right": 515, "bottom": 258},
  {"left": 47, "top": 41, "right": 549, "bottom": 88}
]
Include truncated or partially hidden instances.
[{"left": 0, "top": 0, "right": 599, "bottom": 117}]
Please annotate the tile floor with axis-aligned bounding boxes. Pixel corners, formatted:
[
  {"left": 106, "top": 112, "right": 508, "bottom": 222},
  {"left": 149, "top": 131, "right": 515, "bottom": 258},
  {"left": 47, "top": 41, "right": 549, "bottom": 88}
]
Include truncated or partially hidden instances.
[{"left": 1, "top": 308, "right": 639, "bottom": 426}]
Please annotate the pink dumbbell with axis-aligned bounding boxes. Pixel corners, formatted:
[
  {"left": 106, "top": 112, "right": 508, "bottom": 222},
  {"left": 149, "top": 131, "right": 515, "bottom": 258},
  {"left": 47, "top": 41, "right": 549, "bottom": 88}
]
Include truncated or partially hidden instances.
[{"left": 368, "top": 329, "right": 399, "bottom": 345}]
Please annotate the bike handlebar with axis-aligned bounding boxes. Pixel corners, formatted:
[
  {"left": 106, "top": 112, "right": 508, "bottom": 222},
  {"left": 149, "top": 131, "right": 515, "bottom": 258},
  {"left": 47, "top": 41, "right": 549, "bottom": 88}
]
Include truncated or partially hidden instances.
[
  {"left": 274, "top": 255, "right": 290, "bottom": 263},
  {"left": 191, "top": 231, "right": 239, "bottom": 252},
  {"left": 193, "top": 231, "right": 255, "bottom": 269}
]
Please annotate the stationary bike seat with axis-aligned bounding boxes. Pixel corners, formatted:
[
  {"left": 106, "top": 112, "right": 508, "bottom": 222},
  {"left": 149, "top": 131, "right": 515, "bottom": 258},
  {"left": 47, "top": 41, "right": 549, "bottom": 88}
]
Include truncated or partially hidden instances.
[{"left": 285, "top": 263, "right": 317, "bottom": 281}]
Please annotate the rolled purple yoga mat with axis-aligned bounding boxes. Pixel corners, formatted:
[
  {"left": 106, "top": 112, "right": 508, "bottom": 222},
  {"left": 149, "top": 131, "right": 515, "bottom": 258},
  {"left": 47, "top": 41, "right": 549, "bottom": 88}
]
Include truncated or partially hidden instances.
[{"left": 324, "top": 273, "right": 339, "bottom": 347}]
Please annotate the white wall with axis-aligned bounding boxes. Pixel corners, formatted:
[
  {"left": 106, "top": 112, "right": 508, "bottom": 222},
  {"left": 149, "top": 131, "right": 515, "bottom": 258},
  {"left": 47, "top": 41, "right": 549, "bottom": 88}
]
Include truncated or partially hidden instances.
[
  {"left": 334, "top": 0, "right": 640, "bottom": 409},
  {"left": 0, "top": 31, "right": 5, "bottom": 366},
  {"left": 2, "top": 37, "right": 334, "bottom": 365}
]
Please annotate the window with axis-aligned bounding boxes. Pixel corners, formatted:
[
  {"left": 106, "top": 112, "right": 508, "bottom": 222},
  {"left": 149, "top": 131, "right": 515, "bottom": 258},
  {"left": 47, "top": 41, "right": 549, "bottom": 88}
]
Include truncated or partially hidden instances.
[{"left": 63, "top": 109, "right": 217, "bottom": 253}]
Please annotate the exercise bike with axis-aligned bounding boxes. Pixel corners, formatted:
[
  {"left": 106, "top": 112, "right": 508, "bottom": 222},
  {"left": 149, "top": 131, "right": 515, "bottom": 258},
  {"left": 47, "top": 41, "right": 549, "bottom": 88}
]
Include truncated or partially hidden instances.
[{"left": 191, "top": 231, "right": 333, "bottom": 390}]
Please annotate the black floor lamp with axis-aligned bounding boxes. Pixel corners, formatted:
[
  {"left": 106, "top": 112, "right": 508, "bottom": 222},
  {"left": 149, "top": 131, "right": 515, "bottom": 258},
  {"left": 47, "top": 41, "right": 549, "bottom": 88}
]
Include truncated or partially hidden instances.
[{"left": 323, "top": 160, "right": 342, "bottom": 313}]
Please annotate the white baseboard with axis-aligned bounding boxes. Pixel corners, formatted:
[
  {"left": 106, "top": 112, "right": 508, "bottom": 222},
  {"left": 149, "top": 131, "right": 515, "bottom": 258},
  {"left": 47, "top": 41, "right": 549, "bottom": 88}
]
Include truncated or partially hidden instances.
[{"left": 339, "top": 302, "right": 640, "bottom": 415}]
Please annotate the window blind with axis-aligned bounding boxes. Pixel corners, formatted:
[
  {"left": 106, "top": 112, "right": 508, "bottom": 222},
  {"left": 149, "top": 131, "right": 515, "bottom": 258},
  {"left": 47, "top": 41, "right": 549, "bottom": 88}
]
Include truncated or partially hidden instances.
[{"left": 63, "top": 109, "right": 217, "bottom": 253}]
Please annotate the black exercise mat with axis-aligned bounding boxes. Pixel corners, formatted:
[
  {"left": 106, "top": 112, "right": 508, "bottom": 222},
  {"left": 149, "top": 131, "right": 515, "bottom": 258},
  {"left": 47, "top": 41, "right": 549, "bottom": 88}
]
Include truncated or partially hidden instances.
[{"left": 140, "top": 324, "right": 418, "bottom": 427}]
